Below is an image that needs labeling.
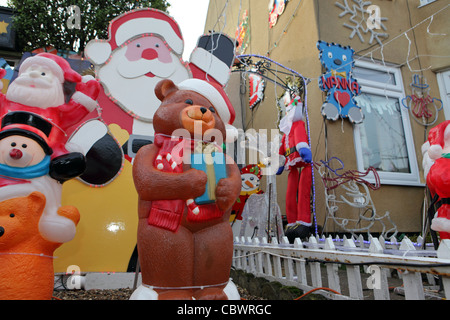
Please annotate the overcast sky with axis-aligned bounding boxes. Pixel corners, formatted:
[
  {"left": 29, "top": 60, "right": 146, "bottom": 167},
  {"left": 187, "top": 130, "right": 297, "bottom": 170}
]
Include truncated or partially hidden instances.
[
  {"left": 0, "top": 0, "right": 210, "bottom": 61},
  {"left": 168, "top": 0, "right": 210, "bottom": 60}
]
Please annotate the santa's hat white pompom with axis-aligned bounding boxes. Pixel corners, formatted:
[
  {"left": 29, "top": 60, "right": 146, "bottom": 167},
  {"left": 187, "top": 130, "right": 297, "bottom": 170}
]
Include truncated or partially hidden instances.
[{"left": 85, "top": 41, "right": 112, "bottom": 66}]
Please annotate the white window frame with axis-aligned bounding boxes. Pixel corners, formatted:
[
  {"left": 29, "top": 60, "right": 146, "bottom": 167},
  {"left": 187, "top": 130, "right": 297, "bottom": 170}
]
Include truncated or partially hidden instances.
[
  {"left": 353, "top": 59, "right": 422, "bottom": 186},
  {"left": 437, "top": 69, "right": 450, "bottom": 120},
  {"left": 418, "top": 0, "right": 438, "bottom": 8}
]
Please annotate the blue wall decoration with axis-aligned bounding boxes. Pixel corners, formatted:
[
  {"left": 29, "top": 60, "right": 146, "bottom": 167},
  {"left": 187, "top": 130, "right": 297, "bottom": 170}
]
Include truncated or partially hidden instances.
[{"left": 317, "top": 41, "right": 363, "bottom": 124}]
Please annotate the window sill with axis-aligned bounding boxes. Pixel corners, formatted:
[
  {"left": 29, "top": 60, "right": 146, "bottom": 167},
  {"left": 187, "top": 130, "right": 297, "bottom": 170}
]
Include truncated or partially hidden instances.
[
  {"left": 364, "top": 176, "right": 425, "bottom": 187},
  {"left": 418, "top": 0, "right": 438, "bottom": 8}
]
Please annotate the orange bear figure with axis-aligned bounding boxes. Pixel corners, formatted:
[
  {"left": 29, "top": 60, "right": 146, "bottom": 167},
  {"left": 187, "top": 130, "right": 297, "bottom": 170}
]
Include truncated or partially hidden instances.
[{"left": 0, "top": 192, "right": 80, "bottom": 300}]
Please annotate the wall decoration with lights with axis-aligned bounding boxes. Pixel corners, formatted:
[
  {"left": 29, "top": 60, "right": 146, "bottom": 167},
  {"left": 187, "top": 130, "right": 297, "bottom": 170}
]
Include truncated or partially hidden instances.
[
  {"left": 402, "top": 74, "right": 443, "bottom": 127},
  {"left": 249, "top": 72, "right": 265, "bottom": 109},
  {"left": 235, "top": 10, "right": 250, "bottom": 55},
  {"left": 317, "top": 41, "right": 363, "bottom": 124},
  {"left": 335, "top": 0, "right": 388, "bottom": 46},
  {"left": 269, "top": 0, "right": 288, "bottom": 28}
]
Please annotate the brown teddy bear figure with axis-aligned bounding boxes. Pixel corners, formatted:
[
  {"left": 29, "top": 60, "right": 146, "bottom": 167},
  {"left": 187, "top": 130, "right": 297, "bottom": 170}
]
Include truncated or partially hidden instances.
[
  {"left": 0, "top": 192, "right": 80, "bottom": 300},
  {"left": 131, "top": 78, "right": 241, "bottom": 300}
]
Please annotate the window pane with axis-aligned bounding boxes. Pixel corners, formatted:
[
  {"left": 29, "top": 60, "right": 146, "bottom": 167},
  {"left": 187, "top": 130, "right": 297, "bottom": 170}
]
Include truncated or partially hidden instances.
[
  {"left": 353, "top": 66, "right": 396, "bottom": 85},
  {"left": 355, "top": 93, "right": 411, "bottom": 173}
]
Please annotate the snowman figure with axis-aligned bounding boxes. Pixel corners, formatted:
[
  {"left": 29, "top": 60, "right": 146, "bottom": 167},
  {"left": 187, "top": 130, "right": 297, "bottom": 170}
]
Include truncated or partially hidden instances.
[
  {"left": 402, "top": 74, "right": 442, "bottom": 126},
  {"left": 0, "top": 112, "right": 84, "bottom": 243},
  {"left": 0, "top": 135, "right": 49, "bottom": 173},
  {"left": 230, "top": 164, "right": 264, "bottom": 235}
]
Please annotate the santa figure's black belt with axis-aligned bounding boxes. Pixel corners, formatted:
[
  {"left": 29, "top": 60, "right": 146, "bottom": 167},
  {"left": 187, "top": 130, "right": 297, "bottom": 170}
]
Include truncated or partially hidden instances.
[
  {"left": 436, "top": 198, "right": 450, "bottom": 210},
  {"left": 126, "top": 134, "right": 153, "bottom": 158},
  {"left": 285, "top": 146, "right": 296, "bottom": 157}
]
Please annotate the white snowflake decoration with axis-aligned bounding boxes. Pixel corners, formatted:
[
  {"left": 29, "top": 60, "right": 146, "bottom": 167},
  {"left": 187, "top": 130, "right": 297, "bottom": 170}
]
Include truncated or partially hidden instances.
[{"left": 335, "top": 0, "right": 388, "bottom": 46}]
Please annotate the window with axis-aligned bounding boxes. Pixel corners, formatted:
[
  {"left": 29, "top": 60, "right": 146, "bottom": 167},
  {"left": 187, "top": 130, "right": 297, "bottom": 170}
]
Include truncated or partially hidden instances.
[
  {"left": 353, "top": 59, "right": 422, "bottom": 186},
  {"left": 437, "top": 69, "right": 450, "bottom": 120}
]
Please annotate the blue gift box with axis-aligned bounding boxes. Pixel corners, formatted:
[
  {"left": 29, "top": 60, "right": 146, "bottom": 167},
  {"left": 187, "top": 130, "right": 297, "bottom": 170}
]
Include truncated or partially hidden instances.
[{"left": 191, "top": 152, "right": 227, "bottom": 205}]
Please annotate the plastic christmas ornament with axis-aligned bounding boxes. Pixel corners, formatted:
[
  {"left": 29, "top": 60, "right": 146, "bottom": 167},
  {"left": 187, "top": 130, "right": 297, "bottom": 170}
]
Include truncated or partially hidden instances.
[
  {"left": 230, "top": 164, "right": 264, "bottom": 222},
  {"left": 0, "top": 192, "right": 79, "bottom": 300},
  {"left": 0, "top": 53, "right": 100, "bottom": 159},
  {"left": 425, "top": 120, "right": 450, "bottom": 240},
  {"left": 277, "top": 95, "right": 313, "bottom": 242},
  {"left": 131, "top": 78, "right": 241, "bottom": 300}
]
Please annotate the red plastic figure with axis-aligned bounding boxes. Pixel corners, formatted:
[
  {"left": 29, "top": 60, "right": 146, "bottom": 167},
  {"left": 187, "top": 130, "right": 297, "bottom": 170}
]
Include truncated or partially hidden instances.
[
  {"left": 426, "top": 120, "right": 450, "bottom": 240},
  {"left": 278, "top": 96, "right": 313, "bottom": 242},
  {"left": 0, "top": 53, "right": 100, "bottom": 159}
]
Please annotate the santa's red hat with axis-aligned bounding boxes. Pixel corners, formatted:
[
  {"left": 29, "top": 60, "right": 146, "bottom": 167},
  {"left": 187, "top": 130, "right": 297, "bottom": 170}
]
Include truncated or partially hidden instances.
[
  {"left": 428, "top": 120, "right": 450, "bottom": 148},
  {"left": 178, "top": 78, "right": 238, "bottom": 142},
  {"left": 241, "top": 164, "right": 262, "bottom": 180},
  {"left": 19, "top": 53, "right": 82, "bottom": 84},
  {"left": 85, "top": 9, "right": 184, "bottom": 65}
]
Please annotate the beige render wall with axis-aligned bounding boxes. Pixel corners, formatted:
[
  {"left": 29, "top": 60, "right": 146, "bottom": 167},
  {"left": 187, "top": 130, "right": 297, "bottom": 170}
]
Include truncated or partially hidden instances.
[
  {"left": 204, "top": 0, "right": 449, "bottom": 234},
  {"left": 315, "top": 0, "right": 449, "bottom": 233}
]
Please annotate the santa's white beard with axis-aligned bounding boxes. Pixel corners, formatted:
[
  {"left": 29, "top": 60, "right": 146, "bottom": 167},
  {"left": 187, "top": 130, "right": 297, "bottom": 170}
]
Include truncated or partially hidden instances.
[
  {"left": 98, "top": 48, "right": 190, "bottom": 121},
  {"left": 6, "top": 80, "right": 65, "bottom": 108}
]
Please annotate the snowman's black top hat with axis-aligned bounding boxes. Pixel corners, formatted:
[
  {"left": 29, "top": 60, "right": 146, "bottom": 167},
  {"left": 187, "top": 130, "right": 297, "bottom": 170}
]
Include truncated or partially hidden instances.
[{"left": 0, "top": 111, "right": 53, "bottom": 155}]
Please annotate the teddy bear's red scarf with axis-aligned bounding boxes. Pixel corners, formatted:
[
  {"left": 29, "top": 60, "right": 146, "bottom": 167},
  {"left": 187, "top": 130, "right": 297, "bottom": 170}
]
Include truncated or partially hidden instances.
[{"left": 147, "top": 134, "right": 224, "bottom": 232}]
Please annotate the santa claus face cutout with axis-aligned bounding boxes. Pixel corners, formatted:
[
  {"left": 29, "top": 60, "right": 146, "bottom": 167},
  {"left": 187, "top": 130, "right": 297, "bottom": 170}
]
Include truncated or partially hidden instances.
[{"left": 85, "top": 9, "right": 190, "bottom": 123}]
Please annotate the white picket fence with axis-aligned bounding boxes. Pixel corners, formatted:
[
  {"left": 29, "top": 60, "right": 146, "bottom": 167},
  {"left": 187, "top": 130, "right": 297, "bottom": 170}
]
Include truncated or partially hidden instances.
[{"left": 232, "top": 235, "right": 450, "bottom": 300}]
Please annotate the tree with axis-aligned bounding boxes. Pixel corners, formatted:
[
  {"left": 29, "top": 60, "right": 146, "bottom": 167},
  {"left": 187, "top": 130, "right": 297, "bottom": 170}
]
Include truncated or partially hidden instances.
[{"left": 7, "top": 0, "right": 170, "bottom": 53}]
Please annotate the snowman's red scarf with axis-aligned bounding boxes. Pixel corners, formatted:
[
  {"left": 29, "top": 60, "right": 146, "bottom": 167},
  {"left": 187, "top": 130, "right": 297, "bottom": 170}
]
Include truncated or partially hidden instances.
[
  {"left": 147, "top": 134, "right": 224, "bottom": 232},
  {"left": 0, "top": 175, "right": 31, "bottom": 188}
]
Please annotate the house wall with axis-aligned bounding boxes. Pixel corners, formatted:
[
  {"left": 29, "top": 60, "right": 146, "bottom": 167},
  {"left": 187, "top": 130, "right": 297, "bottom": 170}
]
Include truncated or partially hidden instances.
[{"left": 204, "top": 0, "right": 450, "bottom": 234}]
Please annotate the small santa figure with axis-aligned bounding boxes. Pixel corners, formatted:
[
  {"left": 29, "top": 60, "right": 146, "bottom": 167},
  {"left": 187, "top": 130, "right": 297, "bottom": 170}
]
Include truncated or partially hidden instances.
[
  {"left": 0, "top": 53, "right": 100, "bottom": 160},
  {"left": 424, "top": 120, "right": 450, "bottom": 240},
  {"left": 277, "top": 95, "right": 313, "bottom": 242}
]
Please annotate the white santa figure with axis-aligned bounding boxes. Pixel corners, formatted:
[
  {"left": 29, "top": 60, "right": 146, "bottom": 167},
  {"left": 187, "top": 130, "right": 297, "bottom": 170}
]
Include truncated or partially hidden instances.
[
  {"left": 0, "top": 53, "right": 99, "bottom": 159},
  {"left": 82, "top": 8, "right": 236, "bottom": 161}
]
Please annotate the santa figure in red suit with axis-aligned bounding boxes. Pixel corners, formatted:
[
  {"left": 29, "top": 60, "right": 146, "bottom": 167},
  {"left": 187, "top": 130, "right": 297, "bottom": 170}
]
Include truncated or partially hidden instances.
[
  {"left": 277, "top": 95, "right": 313, "bottom": 243},
  {"left": 0, "top": 53, "right": 100, "bottom": 162},
  {"left": 424, "top": 120, "right": 450, "bottom": 240}
]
